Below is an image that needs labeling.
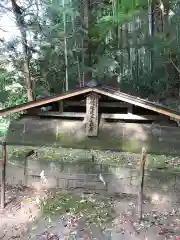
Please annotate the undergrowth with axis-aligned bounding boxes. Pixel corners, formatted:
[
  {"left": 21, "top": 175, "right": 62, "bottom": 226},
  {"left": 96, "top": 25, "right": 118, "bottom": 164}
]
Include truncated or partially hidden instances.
[{"left": 42, "top": 192, "right": 115, "bottom": 228}]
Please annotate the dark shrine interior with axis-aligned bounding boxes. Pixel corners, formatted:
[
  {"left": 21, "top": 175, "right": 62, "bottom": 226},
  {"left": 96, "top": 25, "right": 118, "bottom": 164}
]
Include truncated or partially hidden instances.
[{"left": 32, "top": 93, "right": 178, "bottom": 126}]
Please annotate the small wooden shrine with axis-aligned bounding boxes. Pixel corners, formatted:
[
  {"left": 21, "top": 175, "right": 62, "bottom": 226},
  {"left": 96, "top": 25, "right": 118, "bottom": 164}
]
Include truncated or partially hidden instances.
[{"left": 0, "top": 85, "right": 180, "bottom": 154}]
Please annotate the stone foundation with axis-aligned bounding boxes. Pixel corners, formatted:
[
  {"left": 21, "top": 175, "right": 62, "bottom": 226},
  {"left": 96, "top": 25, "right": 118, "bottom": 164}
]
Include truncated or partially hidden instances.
[
  {"left": 6, "top": 116, "right": 180, "bottom": 154},
  {"left": 2, "top": 160, "right": 180, "bottom": 211}
]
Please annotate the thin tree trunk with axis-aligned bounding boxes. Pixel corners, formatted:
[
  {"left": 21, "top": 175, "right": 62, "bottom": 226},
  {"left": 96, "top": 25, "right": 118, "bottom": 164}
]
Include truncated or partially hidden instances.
[
  {"left": 70, "top": 0, "right": 81, "bottom": 86},
  {"left": 81, "top": 37, "right": 85, "bottom": 87},
  {"left": 112, "top": 0, "right": 120, "bottom": 88},
  {"left": 11, "top": 0, "right": 33, "bottom": 101},
  {"left": 82, "top": 0, "right": 91, "bottom": 86},
  {"left": 148, "top": 0, "right": 154, "bottom": 73},
  {"left": 132, "top": 20, "right": 139, "bottom": 82},
  {"left": 119, "top": 26, "right": 124, "bottom": 77},
  {"left": 80, "top": 1, "right": 86, "bottom": 87},
  {"left": 153, "top": 0, "right": 164, "bottom": 33},
  {"left": 62, "top": 0, "right": 68, "bottom": 91},
  {"left": 125, "top": 23, "right": 131, "bottom": 71},
  {"left": 175, "top": 1, "right": 180, "bottom": 97},
  {"left": 153, "top": 0, "right": 179, "bottom": 95}
]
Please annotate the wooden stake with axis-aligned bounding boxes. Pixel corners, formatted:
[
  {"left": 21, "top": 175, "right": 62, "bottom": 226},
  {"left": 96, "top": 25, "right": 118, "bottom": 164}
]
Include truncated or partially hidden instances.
[
  {"left": 24, "top": 157, "right": 27, "bottom": 186},
  {"left": 138, "top": 147, "right": 147, "bottom": 222},
  {"left": 1, "top": 141, "right": 6, "bottom": 209}
]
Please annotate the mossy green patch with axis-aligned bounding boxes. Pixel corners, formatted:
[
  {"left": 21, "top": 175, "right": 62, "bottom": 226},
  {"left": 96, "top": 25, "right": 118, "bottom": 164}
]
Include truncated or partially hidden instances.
[
  {"left": 5, "top": 145, "right": 180, "bottom": 175},
  {"left": 122, "top": 139, "right": 141, "bottom": 152},
  {"left": 42, "top": 192, "right": 115, "bottom": 227},
  {"left": 7, "top": 146, "right": 34, "bottom": 162},
  {"left": 147, "top": 154, "right": 180, "bottom": 170},
  {"left": 55, "top": 131, "right": 64, "bottom": 141}
]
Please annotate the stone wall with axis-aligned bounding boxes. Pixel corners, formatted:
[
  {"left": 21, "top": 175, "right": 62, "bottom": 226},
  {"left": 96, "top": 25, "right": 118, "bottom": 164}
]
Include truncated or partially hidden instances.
[
  {"left": 2, "top": 160, "right": 180, "bottom": 211},
  {"left": 6, "top": 116, "right": 180, "bottom": 154}
]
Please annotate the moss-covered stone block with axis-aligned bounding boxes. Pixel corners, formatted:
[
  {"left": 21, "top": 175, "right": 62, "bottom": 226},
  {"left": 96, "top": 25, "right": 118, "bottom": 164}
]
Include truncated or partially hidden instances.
[
  {"left": 6, "top": 117, "right": 180, "bottom": 155},
  {"left": 55, "top": 120, "right": 86, "bottom": 148}
]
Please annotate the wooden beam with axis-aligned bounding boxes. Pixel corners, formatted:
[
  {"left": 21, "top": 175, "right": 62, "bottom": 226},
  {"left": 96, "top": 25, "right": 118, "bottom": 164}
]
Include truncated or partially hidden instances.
[
  {"left": 0, "top": 85, "right": 179, "bottom": 121},
  {"left": 27, "top": 108, "right": 40, "bottom": 115},
  {"left": 128, "top": 105, "right": 133, "bottom": 114},
  {"left": 59, "top": 101, "right": 63, "bottom": 112},
  {"left": 38, "top": 112, "right": 84, "bottom": 117},
  {"left": 64, "top": 100, "right": 129, "bottom": 108},
  {"left": 64, "top": 100, "right": 85, "bottom": 106},
  {"left": 102, "top": 113, "right": 157, "bottom": 120},
  {"left": 37, "top": 111, "right": 158, "bottom": 120},
  {"left": 93, "top": 88, "right": 180, "bottom": 120},
  {"left": 0, "top": 87, "right": 91, "bottom": 117},
  {"left": 170, "top": 117, "right": 180, "bottom": 126},
  {"left": 86, "top": 93, "right": 100, "bottom": 136}
]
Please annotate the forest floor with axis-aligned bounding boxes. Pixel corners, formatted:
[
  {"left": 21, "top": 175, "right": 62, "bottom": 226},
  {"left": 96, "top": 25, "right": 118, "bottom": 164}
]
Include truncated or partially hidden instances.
[
  {"left": 0, "top": 146, "right": 180, "bottom": 239},
  {"left": 1, "top": 185, "right": 180, "bottom": 239}
]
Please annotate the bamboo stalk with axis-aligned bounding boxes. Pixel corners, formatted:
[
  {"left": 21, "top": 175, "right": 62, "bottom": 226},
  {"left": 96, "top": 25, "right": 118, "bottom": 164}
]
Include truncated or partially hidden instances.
[
  {"left": 148, "top": 0, "right": 154, "bottom": 73},
  {"left": 71, "top": 0, "right": 81, "bottom": 85},
  {"left": 62, "top": 0, "right": 68, "bottom": 91}
]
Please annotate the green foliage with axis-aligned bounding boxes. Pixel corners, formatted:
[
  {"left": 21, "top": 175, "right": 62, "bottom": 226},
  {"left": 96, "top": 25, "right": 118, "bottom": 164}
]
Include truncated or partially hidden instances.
[
  {"left": 0, "top": 0, "right": 179, "bottom": 120},
  {"left": 42, "top": 192, "right": 114, "bottom": 227}
]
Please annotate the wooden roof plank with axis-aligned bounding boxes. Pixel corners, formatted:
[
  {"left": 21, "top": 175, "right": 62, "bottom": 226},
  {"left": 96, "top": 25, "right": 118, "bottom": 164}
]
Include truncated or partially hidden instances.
[
  {"left": 0, "top": 85, "right": 179, "bottom": 120},
  {"left": 0, "top": 87, "right": 91, "bottom": 117},
  {"left": 94, "top": 87, "right": 180, "bottom": 120}
]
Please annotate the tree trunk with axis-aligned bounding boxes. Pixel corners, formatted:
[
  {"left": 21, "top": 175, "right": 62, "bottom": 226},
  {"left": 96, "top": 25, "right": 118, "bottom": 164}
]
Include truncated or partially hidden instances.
[
  {"left": 62, "top": 0, "right": 68, "bottom": 91},
  {"left": 148, "top": 0, "right": 154, "bottom": 73},
  {"left": 82, "top": 0, "right": 92, "bottom": 86},
  {"left": 11, "top": 0, "right": 33, "bottom": 101},
  {"left": 152, "top": 0, "right": 179, "bottom": 96},
  {"left": 125, "top": 23, "right": 131, "bottom": 72}
]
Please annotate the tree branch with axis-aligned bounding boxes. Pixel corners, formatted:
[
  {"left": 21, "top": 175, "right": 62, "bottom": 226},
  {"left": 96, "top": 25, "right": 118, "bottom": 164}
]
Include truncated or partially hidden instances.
[
  {"left": 170, "top": 59, "right": 180, "bottom": 74},
  {"left": 0, "top": 3, "right": 13, "bottom": 13}
]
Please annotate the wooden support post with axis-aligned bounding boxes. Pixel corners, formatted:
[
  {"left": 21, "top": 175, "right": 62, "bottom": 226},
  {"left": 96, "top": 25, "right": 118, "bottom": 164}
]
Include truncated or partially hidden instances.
[
  {"left": 59, "top": 101, "right": 63, "bottom": 113},
  {"left": 24, "top": 157, "right": 27, "bottom": 186},
  {"left": 128, "top": 104, "right": 133, "bottom": 114},
  {"left": 1, "top": 141, "right": 6, "bottom": 209},
  {"left": 138, "top": 147, "right": 147, "bottom": 222}
]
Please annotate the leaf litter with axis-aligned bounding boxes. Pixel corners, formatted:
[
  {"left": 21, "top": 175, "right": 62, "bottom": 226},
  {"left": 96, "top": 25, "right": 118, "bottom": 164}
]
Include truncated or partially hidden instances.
[
  {"left": 1, "top": 147, "right": 180, "bottom": 239},
  {"left": 1, "top": 185, "right": 180, "bottom": 239}
]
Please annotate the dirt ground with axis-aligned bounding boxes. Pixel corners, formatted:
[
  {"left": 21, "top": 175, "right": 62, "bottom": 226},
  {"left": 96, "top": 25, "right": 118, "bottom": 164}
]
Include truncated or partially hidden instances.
[
  {"left": 0, "top": 184, "right": 45, "bottom": 240},
  {"left": 1, "top": 184, "right": 180, "bottom": 239},
  {"left": 1, "top": 147, "right": 180, "bottom": 239}
]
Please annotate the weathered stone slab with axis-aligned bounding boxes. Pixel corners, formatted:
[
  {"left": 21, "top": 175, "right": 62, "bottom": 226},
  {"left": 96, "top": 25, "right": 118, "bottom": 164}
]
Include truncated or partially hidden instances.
[{"left": 6, "top": 116, "right": 180, "bottom": 155}]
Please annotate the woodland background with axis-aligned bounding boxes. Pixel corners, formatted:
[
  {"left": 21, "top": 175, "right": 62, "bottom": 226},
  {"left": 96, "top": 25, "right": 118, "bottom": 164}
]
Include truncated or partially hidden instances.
[{"left": 0, "top": 0, "right": 180, "bottom": 128}]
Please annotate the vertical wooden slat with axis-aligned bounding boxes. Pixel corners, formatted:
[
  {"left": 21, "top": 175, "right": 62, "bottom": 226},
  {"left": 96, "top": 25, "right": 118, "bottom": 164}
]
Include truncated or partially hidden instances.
[
  {"left": 128, "top": 104, "right": 133, "bottom": 114},
  {"left": 59, "top": 101, "right": 63, "bottom": 113},
  {"left": 86, "top": 93, "right": 100, "bottom": 136}
]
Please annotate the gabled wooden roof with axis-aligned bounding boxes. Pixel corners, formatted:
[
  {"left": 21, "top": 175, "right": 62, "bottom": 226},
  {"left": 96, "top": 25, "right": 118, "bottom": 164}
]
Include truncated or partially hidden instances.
[{"left": 0, "top": 86, "right": 179, "bottom": 120}]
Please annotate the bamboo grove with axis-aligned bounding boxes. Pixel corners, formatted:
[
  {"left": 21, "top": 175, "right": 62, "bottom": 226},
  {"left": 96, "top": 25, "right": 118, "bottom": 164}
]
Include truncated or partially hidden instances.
[{"left": 0, "top": 0, "right": 180, "bottom": 110}]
